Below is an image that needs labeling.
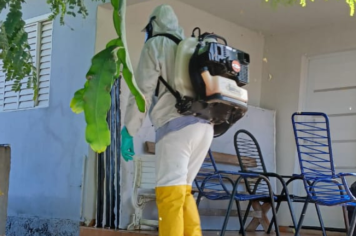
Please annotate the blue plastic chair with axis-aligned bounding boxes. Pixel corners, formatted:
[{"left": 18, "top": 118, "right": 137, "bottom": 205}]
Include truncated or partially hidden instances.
[
  {"left": 292, "top": 112, "right": 356, "bottom": 236},
  {"left": 234, "top": 129, "right": 300, "bottom": 233},
  {"left": 194, "top": 150, "right": 280, "bottom": 236}
]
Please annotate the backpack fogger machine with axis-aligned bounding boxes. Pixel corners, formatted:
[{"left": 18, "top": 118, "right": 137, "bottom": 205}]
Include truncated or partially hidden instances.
[{"left": 156, "top": 28, "right": 250, "bottom": 137}]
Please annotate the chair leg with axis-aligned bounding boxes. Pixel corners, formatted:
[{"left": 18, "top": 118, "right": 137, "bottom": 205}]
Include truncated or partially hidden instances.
[
  {"left": 343, "top": 205, "right": 350, "bottom": 232},
  {"left": 220, "top": 195, "right": 235, "bottom": 236},
  {"left": 347, "top": 207, "right": 356, "bottom": 236},
  {"left": 267, "top": 200, "right": 284, "bottom": 234},
  {"left": 286, "top": 198, "right": 298, "bottom": 233},
  {"left": 267, "top": 201, "right": 279, "bottom": 233},
  {"left": 270, "top": 199, "right": 280, "bottom": 236},
  {"left": 315, "top": 204, "right": 326, "bottom": 236},
  {"left": 240, "top": 201, "right": 252, "bottom": 234},
  {"left": 196, "top": 192, "right": 202, "bottom": 207},
  {"left": 295, "top": 200, "right": 309, "bottom": 236},
  {"left": 236, "top": 200, "right": 246, "bottom": 236}
]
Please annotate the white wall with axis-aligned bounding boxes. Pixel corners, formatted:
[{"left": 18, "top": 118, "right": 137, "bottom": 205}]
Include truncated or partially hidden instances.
[
  {"left": 96, "top": 0, "right": 266, "bottom": 229},
  {"left": 260, "top": 24, "right": 356, "bottom": 226}
]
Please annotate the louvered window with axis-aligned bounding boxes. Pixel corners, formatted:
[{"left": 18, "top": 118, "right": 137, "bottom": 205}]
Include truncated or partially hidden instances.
[{"left": 0, "top": 15, "right": 53, "bottom": 112}]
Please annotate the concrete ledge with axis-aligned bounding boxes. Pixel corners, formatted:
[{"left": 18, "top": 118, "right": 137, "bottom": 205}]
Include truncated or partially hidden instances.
[
  {"left": 81, "top": 226, "right": 346, "bottom": 236},
  {"left": 80, "top": 227, "right": 157, "bottom": 236},
  {"left": 6, "top": 216, "right": 79, "bottom": 236},
  {"left": 0, "top": 145, "right": 10, "bottom": 235}
]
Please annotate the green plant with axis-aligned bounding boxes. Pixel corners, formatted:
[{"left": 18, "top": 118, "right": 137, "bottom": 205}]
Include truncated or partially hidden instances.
[
  {"left": 69, "top": 0, "right": 146, "bottom": 153},
  {"left": 265, "top": 0, "right": 356, "bottom": 16},
  {"left": 0, "top": 0, "right": 105, "bottom": 102},
  {"left": 0, "top": 0, "right": 146, "bottom": 153}
]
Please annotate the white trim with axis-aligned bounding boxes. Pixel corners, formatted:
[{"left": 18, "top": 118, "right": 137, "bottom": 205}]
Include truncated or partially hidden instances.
[
  {"left": 0, "top": 70, "right": 5, "bottom": 111},
  {"left": 293, "top": 54, "right": 310, "bottom": 211},
  {"left": 306, "top": 48, "right": 356, "bottom": 61},
  {"left": 25, "top": 13, "right": 51, "bottom": 25},
  {"left": 42, "top": 20, "right": 54, "bottom": 109},
  {"left": 297, "top": 55, "right": 310, "bottom": 112},
  {"left": 34, "top": 21, "right": 41, "bottom": 107}
]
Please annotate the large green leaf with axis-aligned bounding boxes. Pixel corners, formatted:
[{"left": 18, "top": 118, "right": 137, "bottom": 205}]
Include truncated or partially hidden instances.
[
  {"left": 70, "top": 0, "right": 147, "bottom": 153},
  {"left": 70, "top": 81, "right": 88, "bottom": 114},
  {"left": 112, "top": 0, "right": 146, "bottom": 113},
  {"left": 82, "top": 46, "right": 118, "bottom": 153}
]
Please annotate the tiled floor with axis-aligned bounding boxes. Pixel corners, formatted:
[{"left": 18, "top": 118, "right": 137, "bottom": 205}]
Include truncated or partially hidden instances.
[{"left": 80, "top": 227, "right": 342, "bottom": 236}]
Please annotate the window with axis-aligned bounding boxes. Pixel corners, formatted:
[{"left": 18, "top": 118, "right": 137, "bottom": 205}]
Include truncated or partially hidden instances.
[{"left": 0, "top": 15, "right": 53, "bottom": 112}]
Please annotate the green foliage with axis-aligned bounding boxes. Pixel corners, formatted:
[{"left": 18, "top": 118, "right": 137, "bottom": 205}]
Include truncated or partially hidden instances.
[
  {"left": 0, "top": 0, "right": 105, "bottom": 102},
  {"left": 0, "top": 0, "right": 38, "bottom": 101},
  {"left": 69, "top": 43, "right": 120, "bottom": 153},
  {"left": 265, "top": 0, "right": 356, "bottom": 16},
  {"left": 1, "top": 0, "right": 146, "bottom": 153},
  {"left": 46, "top": 0, "right": 105, "bottom": 25},
  {"left": 70, "top": 0, "right": 146, "bottom": 153},
  {"left": 70, "top": 81, "right": 87, "bottom": 114},
  {"left": 83, "top": 46, "right": 118, "bottom": 153},
  {"left": 110, "top": 0, "right": 146, "bottom": 113}
]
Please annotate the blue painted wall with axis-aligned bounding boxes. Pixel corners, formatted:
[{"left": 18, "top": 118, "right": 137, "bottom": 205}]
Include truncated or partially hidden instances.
[{"left": 0, "top": 1, "right": 104, "bottom": 235}]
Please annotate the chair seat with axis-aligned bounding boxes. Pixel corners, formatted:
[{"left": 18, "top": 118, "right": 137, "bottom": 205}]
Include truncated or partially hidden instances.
[
  {"left": 275, "top": 194, "right": 307, "bottom": 202},
  {"left": 310, "top": 195, "right": 355, "bottom": 206},
  {"left": 200, "top": 189, "right": 277, "bottom": 201},
  {"left": 237, "top": 194, "right": 274, "bottom": 201}
]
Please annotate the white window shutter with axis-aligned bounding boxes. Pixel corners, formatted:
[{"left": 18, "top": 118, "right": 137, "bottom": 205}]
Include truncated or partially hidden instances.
[
  {"left": 37, "top": 20, "right": 52, "bottom": 108},
  {"left": 0, "top": 62, "right": 5, "bottom": 112},
  {"left": 0, "top": 16, "right": 53, "bottom": 112},
  {"left": 17, "top": 22, "right": 38, "bottom": 110}
]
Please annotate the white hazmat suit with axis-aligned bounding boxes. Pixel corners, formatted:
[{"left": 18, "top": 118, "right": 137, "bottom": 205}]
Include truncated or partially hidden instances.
[{"left": 124, "top": 4, "right": 214, "bottom": 236}]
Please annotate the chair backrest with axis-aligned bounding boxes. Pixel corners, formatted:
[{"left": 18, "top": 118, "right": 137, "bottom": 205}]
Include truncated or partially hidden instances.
[
  {"left": 292, "top": 112, "right": 336, "bottom": 179},
  {"left": 291, "top": 112, "right": 350, "bottom": 204},
  {"left": 234, "top": 129, "right": 267, "bottom": 173},
  {"left": 133, "top": 155, "right": 156, "bottom": 190},
  {"left": 234, "top": 129, "right": 269, "bottom": 194},
  {"left": 194, "top": 149, "right": 225, "bottom": 192}
]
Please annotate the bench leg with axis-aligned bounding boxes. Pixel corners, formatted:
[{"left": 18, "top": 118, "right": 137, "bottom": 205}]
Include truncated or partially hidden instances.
[
  {"left": 140, "top": 219, "right": 159, "bottom": 228},
  {"left": 127, "top": 200, "right": 151, "bottom": 230},
  {"left": 246, "top": 201, "right": 271, "bottom": 232},
  {"left": 127, "top": 214, "right": 139, "bottom": 230},
  {"left": 127, "top": 210, "right": 143, "bottom": 230},
  {"left": 127, "top": 212, "right": 159, "bottom": 230}
]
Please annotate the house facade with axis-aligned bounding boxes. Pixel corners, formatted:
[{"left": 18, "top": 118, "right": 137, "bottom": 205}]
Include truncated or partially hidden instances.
[{"left": 1, "top": 0, "right": 356, "bottom": 235}]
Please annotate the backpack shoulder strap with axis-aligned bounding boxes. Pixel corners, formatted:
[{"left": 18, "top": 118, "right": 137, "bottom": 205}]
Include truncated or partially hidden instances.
[
  {"left": 151, "top": 34, "right": 181, "bottom": 97},
  {"left": 151, "top": 33, "right": 182, "bottom": 45}
]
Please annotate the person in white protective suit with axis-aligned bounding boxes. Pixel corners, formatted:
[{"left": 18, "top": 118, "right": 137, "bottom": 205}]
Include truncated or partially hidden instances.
[{"left": 121, "top": 4, "right": 214, "bottom": 236}]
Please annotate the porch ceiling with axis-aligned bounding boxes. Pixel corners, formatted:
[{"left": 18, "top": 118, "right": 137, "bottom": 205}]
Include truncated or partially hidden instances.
[
  {"left": 122, "top": 0, "right": 356, "bottom": 35},
  {"left": 179, "top": 0, "right": 355, "bottom": 35}
]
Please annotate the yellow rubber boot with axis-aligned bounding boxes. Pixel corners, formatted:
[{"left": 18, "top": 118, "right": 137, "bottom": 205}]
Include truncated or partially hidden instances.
[
  {"left": 183, "top": 186, "right": 203, "bottom": 236},
  {"left": 156, "top": 185, "right": 186, "bottom": 236}
]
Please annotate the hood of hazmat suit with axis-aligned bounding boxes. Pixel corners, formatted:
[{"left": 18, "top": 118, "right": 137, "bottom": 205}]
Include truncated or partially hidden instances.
[{"left": 124, "top": 4, "right": 185, "bottom": 136}]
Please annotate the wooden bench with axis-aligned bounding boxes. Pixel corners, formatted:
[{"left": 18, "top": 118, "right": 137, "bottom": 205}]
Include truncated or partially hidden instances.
[{"left": 127, "top": 141, "right": 261, "bottom": 231}]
